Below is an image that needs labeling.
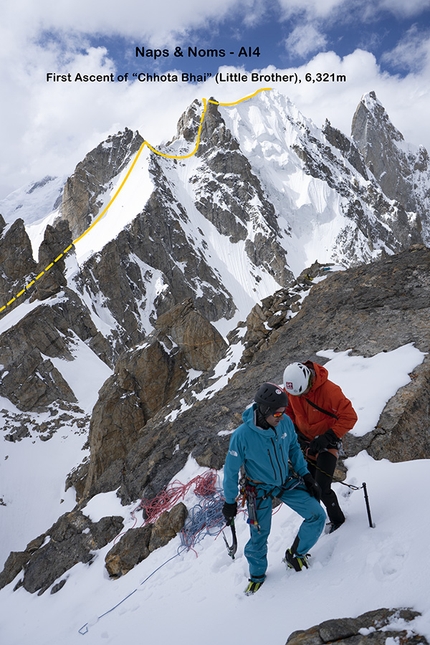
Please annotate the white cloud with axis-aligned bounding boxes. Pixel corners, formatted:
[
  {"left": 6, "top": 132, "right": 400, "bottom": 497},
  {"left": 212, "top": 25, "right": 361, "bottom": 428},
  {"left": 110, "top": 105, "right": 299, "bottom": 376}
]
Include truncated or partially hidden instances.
[
  {"left": 285, "top": 24, "right": 328, "bottom": 58},
  {"left": 378, "top": 0, "right": 430, "bottom": 18},
  {"left": 277, "top": 0, "right": 345, "bottom": 20},
  {"left": 382, "top": 25, "right": 430, "bottom": 72},
  {"left": 1, "top": 0, "right": 243, "bottom": 43},
  {"left": 276, "top": 0, "right": 430, "bottom": 21}
]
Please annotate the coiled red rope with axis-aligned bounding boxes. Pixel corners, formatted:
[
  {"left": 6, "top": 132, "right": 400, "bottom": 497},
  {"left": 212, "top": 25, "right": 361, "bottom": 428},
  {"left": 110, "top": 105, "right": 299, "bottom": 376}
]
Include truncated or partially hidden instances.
[{"left": 139, "top": 470, "right": 219, "bottom": 525}]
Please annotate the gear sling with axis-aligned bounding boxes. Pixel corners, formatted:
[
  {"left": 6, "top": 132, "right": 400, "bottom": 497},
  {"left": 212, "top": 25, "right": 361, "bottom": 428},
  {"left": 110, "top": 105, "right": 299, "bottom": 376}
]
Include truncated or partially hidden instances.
[{"left": 239, "top": 470, "right": 304, "bottom": 531}]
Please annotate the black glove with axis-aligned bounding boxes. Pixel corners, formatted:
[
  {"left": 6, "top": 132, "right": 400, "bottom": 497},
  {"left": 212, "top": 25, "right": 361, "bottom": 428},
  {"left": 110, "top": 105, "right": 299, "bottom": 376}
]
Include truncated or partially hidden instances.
[
  {"left": 308, "top": 429, "right": 339, "bottom": 455},
  {"left": 222, "top": 501, "right": 237, "bottom": 526},
  {"left": 302, "top": 473, "right": 322, "bottom": 502}
]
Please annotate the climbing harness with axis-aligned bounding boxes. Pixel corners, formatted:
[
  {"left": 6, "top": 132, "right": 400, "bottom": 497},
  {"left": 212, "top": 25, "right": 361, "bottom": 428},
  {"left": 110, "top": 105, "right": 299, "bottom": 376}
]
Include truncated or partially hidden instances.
[{"left": 237, "top": 472, "right": 304, "bottom": 538}]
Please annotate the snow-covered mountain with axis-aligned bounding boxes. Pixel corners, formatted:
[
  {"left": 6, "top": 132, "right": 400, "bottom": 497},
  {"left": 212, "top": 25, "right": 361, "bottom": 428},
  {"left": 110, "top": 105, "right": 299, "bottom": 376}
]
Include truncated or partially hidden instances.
[
  {"left": 1, "top": 89, "right": 430, "bottom": 645},
  {"left": 0, "top": 89, "right": 427, "bottom": 353}
]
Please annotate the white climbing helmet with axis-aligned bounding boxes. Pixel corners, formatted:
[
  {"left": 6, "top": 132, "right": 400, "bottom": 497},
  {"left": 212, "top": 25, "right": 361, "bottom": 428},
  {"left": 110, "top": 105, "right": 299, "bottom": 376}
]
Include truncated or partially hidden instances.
[{"left": 283, "top": 362, "right": 312, "bottom": 395}]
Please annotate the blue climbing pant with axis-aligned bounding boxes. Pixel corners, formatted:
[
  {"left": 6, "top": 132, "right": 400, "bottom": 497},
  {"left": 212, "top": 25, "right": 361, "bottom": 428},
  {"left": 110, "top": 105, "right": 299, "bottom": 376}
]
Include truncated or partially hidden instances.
[{"left": 244, "top": 484, "right": 326, "bottom": 580}]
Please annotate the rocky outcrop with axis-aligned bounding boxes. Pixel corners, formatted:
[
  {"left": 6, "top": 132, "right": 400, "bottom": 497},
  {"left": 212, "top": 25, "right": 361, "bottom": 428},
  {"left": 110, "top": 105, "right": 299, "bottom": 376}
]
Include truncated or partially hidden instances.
[
  {"left": 0, "top": 510, "right": 124, "bottom": 595},
  {"left": 286, "top": 608, "right": 427, "bottom": 645},
  {"left": 323, "top": 119, "right": 369, "bottom": 179},
  {"left": 0, "top": 289, "right": 111, "bottom": 413},
  {"left": 0, "top": 214, "right": 73, "bottom": 317},
  {"left": 60, "top": 128, "right": 144, "bottom": 239},
  {"left": 154, "top": 298, "right": 228, "bottom": 371},
  {"left": 104, "top": 502, "right": 187, "bottom": 578},
  {"left": 0, "top": 217, "right": 36, "bottom": 312},
  {"left": 352, "top": 91, "right": 430, "bottom": 244},
  {"left": 352, "top": 92, "right": 414, "bottom": 209},
  {"left": 0, "top": 217, "right": 112, "bottom": 416},
  {"left": 31, "top": 219, "right": 72, "bottom": 301},
  {"left": 0, "top": 501, "right": 187, "bottom": 592},
  {"left": 80, "top": 299, "right": 227, "bottom": 500},
  {"left": 238, "top": 261, "right": 333, "bottom": 366}
]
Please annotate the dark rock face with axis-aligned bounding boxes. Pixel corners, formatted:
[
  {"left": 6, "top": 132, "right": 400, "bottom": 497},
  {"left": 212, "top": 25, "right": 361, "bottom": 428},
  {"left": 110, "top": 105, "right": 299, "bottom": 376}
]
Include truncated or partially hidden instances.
[
  {"left": 352, "top": 92, "right": 413, "bottom": 208},
  {"left": 238, "top": 261, "right": 332, "bottom": 366},
  {"left": 60, "top": 128, "right": 144, "bottom": 239},
  {"left": 32, "top": 219, "right": 72, "bottom": 302},
  {"left": 0, "top": 217, "right": 36, "bottom": 312},
  {"left": 104, "top": 502, "right": 187, "bottom": 578},
  {"left": 0, "top": 289, "right": 111, "bottom": 412},
  {"left": 0, "top": 511, "right": 124, "bottom": 595},
  {"left": 323, "top": 120, "right": 369, "bottom": 179},
  {"left": 286, "top": 608, "right": 427, "bottom": 645},
  {"left": 81, "top": 299, "right": 227, "bottom": 500},
  {"left": 352, "top": 91, "right": 430, "bottom": 245}
]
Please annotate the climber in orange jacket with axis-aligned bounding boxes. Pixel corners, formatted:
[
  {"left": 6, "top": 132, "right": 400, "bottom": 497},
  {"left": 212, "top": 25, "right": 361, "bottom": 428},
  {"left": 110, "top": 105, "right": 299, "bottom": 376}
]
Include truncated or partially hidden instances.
[{"left": 282, "top": 361, "right": 358, "bottom": 532}]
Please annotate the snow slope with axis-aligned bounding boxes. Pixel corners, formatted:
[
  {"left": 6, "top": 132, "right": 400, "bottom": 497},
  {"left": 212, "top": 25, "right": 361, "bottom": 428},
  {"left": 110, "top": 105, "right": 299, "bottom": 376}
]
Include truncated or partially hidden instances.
[{"left": 1, "top": 344, "right": 429, "bottom": 645}]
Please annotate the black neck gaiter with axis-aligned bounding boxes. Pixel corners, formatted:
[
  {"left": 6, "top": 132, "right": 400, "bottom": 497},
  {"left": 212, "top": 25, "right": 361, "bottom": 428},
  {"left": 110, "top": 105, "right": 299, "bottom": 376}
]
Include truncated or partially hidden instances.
[{"left": 256, "top": 407, "right": 271, "bottom": 430}]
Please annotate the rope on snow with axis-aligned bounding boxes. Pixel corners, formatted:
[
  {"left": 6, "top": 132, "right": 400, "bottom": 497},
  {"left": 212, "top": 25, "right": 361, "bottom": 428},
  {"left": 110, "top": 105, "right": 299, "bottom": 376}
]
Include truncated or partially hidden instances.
[{"left": 78, "top": 470, "right": 226, "bottom": 636}]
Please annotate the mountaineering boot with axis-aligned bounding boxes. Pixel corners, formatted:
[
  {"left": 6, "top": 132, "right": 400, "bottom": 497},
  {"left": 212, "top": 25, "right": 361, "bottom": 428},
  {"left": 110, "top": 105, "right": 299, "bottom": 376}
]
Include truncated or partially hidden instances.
[
  {"left": 284, "top": 548, "right": 309, "bottom": 572},
  {"left": 244, "top": 575, "right": 265, "bottom": 595},
  {"left": 325, "top": 519, "right": 345, "bottom": 534},
  {"left": 284, "top": 535, "right": 309, "bottom": 571}
]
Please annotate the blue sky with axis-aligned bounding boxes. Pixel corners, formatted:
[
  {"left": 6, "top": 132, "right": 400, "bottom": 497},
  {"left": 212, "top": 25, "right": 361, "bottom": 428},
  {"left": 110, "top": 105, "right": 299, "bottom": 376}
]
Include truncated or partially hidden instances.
[
  {"left": 1, "top": 0, "right": 430, "bottom": 199},
  {"left": 86, "top": 4, "right": 430, "bottom": 77},
  {"left": 36, "top": 2, "right": 430, "bottom": 78}
]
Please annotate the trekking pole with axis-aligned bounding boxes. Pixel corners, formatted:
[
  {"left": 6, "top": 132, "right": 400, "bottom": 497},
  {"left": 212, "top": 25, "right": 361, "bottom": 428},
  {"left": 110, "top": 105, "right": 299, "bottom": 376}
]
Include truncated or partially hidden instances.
[{"left": 362, "top": 482, "right": 375, "bottom": 528}]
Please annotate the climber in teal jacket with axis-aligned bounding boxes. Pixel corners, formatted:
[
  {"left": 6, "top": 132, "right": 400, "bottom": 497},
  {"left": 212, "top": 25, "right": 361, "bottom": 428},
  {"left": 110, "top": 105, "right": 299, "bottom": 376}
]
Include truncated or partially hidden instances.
[{"left": 222, "top": 383, "right": 326, "bottom": 590}]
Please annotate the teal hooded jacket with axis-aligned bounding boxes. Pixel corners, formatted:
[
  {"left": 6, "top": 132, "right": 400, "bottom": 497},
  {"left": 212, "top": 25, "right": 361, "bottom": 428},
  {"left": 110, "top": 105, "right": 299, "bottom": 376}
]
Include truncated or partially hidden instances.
[{"left": 223, "top": 403, "right": 310, "bottom": 504}]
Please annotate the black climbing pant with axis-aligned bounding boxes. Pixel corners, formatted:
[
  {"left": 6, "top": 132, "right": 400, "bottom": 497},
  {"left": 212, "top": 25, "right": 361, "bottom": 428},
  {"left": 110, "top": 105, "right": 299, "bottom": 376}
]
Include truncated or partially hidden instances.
[{"left": 307, "top": 451, "right": 345, "bottom": 525}]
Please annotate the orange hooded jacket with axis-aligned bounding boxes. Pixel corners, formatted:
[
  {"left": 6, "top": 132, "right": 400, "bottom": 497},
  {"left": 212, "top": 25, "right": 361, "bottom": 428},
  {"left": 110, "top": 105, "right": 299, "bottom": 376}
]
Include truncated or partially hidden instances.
[{"left": 284, "top": 361, "right": 357, "bottom": 441}]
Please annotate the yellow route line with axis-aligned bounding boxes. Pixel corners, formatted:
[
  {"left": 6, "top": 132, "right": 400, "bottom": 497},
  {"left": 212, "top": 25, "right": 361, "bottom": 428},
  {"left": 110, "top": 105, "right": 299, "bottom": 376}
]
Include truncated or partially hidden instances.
[{"left": 0, "top": 87, "right": 272, "bottom": 316}]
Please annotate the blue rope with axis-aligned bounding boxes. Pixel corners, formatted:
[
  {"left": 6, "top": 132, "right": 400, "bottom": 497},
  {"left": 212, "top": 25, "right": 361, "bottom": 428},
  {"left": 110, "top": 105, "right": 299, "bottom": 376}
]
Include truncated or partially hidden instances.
[{"left": 180, "top": 492, "right": 225, "bottom": 550}]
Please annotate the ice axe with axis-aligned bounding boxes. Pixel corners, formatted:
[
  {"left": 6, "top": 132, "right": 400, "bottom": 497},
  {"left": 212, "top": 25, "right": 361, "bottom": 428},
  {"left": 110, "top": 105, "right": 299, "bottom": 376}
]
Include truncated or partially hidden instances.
[{"left": 223, "top": 520, "right": 238, "bottom": 559}]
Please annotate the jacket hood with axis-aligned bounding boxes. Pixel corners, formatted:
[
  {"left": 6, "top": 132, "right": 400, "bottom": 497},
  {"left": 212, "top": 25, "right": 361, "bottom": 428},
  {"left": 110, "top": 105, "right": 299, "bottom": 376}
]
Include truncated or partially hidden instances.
[
  {"left": 242, "top": 403, "right": 277, "bottom": 438},
  {"left": 309, "top": 361, "right": 329, "bottom": 389}
]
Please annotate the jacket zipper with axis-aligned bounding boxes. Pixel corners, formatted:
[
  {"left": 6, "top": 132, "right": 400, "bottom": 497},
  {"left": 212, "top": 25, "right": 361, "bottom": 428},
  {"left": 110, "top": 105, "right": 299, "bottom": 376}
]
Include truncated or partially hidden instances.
[{"left": 268, "top": 437, "right": 285, "bottom": 483}]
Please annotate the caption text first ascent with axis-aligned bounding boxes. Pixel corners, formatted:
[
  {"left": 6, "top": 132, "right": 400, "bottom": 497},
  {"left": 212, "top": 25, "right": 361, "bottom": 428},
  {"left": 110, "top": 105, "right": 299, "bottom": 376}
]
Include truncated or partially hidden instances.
[{"left": 46, "top": 71, "right": 347, "bottom": 84}]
